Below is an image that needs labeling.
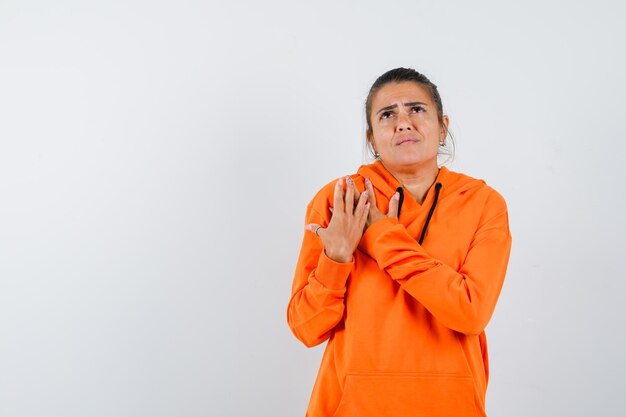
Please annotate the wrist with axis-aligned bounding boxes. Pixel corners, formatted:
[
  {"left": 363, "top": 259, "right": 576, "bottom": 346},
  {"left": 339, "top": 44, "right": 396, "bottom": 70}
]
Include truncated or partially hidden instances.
[
  {"left": 367, "top": 212, "right": 386, "bottom": 227},
  {"left": 324, "top": 248, "right": 353, "bottom": 263}
]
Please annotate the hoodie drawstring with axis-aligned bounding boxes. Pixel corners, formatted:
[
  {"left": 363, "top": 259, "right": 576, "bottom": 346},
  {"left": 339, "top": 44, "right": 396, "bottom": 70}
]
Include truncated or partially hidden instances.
[
  {"left": 418, "top": 182, "right": 442, "bottom": 245},
  {"left": 395, "top": 187, "right": 405, "bottom": 218},
  {"left": 395, "top": 182, "right": 443, "bottom": 245}
]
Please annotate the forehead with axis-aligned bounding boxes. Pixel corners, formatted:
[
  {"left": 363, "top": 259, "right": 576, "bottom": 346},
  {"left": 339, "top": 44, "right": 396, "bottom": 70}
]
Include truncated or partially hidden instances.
[{"left": 372, "top": 82, "right": 433, "bottom": 108}]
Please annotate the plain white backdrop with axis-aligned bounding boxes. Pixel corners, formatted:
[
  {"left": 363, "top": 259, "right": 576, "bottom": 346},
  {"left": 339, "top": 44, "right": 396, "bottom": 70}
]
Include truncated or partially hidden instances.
[{"left": 1, "top": 1, "right": 625, "bottom": 416}]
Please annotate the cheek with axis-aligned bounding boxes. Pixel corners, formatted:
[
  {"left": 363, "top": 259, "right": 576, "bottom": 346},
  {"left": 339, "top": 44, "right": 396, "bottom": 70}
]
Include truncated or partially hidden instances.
[
  {"left": 372, "top": 125, "right": 394, "bottom": 144},
  {"left": 418, "top": 125, "right": 443, "bottom": 143}
]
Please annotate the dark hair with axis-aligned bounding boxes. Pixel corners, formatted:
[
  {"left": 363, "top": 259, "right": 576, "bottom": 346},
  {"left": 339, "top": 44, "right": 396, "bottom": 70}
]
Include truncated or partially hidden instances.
[{"left": 364, "top": 67, "right": 454, "bottom": 162}]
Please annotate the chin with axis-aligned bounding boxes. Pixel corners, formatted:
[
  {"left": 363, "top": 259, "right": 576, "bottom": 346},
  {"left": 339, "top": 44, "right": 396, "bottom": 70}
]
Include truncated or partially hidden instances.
[
  {"left": 380, "top": 154, "right": 437, "bottom": 172},
  {"left": 395, "top": 153, "right": 436, "bottom": 166}
]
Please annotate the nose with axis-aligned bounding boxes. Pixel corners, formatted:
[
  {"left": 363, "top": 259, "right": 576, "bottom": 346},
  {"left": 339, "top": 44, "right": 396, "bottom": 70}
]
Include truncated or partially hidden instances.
[{"left": 396, "top": 112, "right": 412, "bottom": 132}]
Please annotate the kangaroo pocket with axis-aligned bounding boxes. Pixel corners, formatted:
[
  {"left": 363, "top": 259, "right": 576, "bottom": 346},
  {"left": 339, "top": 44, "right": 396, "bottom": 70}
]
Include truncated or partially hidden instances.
[{"left": 332, "top": 371, "right": 479, "bottom": 417}]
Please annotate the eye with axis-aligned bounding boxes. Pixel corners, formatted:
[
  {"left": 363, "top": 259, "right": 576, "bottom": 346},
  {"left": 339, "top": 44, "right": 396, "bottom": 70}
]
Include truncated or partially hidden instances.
[
  {"left": 380, "top": 111, "right": 393, "bottom": 120},
  {"left": 411, "top": 106, "right": 425, "bottom": 113}
]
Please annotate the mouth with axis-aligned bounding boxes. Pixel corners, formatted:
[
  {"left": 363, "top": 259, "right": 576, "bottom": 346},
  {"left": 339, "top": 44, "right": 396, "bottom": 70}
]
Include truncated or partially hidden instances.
[{"left": 396, "top": 137, "right": 419, "bottom": 145}]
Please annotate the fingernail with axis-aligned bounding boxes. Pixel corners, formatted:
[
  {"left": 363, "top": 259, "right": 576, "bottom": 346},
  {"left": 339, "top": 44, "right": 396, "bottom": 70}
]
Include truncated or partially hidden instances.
[{"left": 363, "top": 190, "right": 368, "bottom": 197}]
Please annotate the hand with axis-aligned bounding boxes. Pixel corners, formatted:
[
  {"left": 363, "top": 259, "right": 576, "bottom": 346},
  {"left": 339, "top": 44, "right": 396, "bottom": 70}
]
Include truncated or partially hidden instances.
[
  {"left": 363, "top": 177, "right": 400, "bottom": 227},
  {"left": 306, "top": 176, "right": 370, "bottom": 263}
]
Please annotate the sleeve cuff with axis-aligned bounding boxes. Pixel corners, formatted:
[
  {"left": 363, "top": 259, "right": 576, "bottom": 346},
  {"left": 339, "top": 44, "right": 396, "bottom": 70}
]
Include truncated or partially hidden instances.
[
  {"left": 313, "top": 250, "right": 353, "bottom": 290},
  {"left": 359, "top": 217, "right": 398, "bottom": 256}
]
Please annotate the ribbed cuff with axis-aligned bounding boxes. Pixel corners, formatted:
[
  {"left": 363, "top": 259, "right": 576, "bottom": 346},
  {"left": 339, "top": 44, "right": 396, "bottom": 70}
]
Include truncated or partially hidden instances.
[
  {"left": 359, "top": 217, "right": 398, "bottom": 257},
  {"left": 313, "top": 250, "right": 353, "bottom": 290}
]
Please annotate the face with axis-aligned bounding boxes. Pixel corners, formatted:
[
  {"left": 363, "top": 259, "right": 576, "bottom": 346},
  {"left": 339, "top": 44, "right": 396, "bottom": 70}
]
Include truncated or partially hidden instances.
[{"left": 368, "top": 82, "right": 449, "bottom": 172}]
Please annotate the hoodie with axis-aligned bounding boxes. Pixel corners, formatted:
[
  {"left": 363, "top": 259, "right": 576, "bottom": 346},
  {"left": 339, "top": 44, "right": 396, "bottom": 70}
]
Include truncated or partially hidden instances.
[{"left": 287, "top": 161, "right": 512, "bottom": 417}]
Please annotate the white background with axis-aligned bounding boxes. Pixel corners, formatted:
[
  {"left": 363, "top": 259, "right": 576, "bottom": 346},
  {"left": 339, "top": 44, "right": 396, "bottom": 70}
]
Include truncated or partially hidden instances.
[{"left": 1, "top": 1, "right": 625, "bottom": 416}]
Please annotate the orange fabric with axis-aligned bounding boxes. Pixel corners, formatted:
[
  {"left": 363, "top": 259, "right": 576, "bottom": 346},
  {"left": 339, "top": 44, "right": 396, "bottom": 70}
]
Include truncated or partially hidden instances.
[{"left": 287, "top": 161, "right": 512, "bottom": 417}]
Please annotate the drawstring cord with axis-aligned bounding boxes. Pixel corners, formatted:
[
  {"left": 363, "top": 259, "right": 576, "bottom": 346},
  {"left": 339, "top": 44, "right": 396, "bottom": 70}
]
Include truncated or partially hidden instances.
[
  {"left": 395, "top": 187, "right": 405, "bottom": 218},
  {"left": 419, "top": 182, "right": 442, "bottom": 244},
  {"left": 395, "top": 182, "right": 443, "bottom": 245}
]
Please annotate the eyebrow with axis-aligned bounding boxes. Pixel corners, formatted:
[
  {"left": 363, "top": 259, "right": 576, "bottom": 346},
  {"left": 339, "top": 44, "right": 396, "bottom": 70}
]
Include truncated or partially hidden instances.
[{"left": 376, "top": 101, "right": 428, "bottom": 115}]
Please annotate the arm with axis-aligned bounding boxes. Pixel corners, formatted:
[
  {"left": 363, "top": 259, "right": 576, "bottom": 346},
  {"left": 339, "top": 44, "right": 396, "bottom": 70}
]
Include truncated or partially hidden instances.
[
  {"left": 286, "top": 204, "right": 352, "bottom": 347},
  {"left": 287, "top": 177, "right": 369, "bottom": 347},
  {"left": 359, "top": 191, "right": 512, "bottom": 335}
]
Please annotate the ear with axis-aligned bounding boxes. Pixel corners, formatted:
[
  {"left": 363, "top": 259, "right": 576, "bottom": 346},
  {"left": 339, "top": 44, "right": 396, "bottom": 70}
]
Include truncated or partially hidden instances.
[
  {"left": 439, "top": 115, "right": 450, "bottom": 140},
  {"left": 366, "top": 130, "right": 377, "bottom": 153}
]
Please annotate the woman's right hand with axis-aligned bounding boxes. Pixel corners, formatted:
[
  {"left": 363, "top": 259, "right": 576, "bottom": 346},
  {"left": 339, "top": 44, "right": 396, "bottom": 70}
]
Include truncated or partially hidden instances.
[{"left": 305, "top": 176, "right": 370, "bottom": 263}]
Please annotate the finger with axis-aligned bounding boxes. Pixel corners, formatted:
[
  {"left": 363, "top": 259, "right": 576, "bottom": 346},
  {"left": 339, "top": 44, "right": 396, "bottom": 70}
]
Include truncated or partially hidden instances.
[
  {"left": 354, "top": 189, "right": 368, "bottom": 214},
  {"left": 333, "top": 177, "right": 345, "bottom": 213},
  {"left": 305, "top": 223, "right": 324, "bottom": 237},
  {"left": 345, "top": 176, "right": 355, "bottom": 213},
  {"left": 388, "top": 192, "right": 400, "bottom": 219},
  {"left": 353, "top": 179, "right": 361, "bottom": 200},
  {"left": 356, "top": 191, "right": 370, "bottom": 228},
  {"left": 354, "top": 190, "right": 368, "bottom": 222},
  {"left": 359, "top": 202, "right": 370, "bottom": 230},
  {"left": 365, "top": 177, "right": 377, "bottom": 207}
]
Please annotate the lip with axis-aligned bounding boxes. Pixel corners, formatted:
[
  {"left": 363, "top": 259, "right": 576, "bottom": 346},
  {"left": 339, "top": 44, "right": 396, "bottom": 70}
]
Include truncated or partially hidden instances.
[{"left": 396, "top": 137, "right": 419, "bottom": 145}]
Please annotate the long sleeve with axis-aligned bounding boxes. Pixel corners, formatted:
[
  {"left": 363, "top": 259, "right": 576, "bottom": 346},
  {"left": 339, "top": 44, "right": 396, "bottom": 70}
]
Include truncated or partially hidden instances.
[
  {"left": 359, "top": 191, "right": 512, "bottom": 335},
  {"left": 286, "top": 204, "right": 352, "bottom": 347}
]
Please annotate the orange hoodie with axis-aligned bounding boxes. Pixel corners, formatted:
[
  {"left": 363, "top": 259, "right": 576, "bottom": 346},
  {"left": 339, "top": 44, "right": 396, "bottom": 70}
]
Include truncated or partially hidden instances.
[{"left": 287, "top": 161, "right": 512, "bottom": 417}]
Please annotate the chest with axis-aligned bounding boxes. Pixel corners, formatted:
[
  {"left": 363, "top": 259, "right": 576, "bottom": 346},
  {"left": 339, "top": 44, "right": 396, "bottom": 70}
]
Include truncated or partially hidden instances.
[{"left": 395, "top": 197, "right": 482, "bottom": 271}]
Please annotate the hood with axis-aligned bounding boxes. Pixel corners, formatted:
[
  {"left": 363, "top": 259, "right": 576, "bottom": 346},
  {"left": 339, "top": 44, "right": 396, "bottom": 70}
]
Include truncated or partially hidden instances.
[
  {"left": 355, "top": 160, "right": 486, "bottom": 244},
  {"left": 356, "top": 160, "right": 484, "bottom": 203}
]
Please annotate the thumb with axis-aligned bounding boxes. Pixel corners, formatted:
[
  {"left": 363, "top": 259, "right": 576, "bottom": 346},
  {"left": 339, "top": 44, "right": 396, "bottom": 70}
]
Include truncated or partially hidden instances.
[
  {"left": 387, "top": 192, "right": 400, "bottom": 219},
  {"left": 305, "top": 223, "right": 324, "bottom": 237}
]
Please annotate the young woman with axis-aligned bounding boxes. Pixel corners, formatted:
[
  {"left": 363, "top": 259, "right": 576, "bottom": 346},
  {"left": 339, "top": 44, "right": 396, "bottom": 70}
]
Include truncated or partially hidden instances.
[{"left": 287, "top": 67, "right": 512, "bottom": 417}]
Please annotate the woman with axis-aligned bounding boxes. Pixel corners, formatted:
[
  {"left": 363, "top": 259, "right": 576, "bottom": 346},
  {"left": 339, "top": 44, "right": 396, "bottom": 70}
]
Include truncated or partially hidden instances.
[{"left": 287, "top": 68, "right": 512, "bottom": 417}]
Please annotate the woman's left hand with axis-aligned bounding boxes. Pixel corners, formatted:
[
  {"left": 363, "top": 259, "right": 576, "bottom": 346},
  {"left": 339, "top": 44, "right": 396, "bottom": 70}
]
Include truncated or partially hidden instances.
[
  {"left": 329, "top": 178, "right": 400, "bottom": 228},
  {"left": 363, "top": 177, "right": 399, "bottom": 227}
]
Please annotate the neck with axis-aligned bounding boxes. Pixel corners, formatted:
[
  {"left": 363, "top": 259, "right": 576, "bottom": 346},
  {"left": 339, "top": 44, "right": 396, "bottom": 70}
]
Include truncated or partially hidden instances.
[{"left": 380, "top": 160, "right": 440, "bottom": 205}]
